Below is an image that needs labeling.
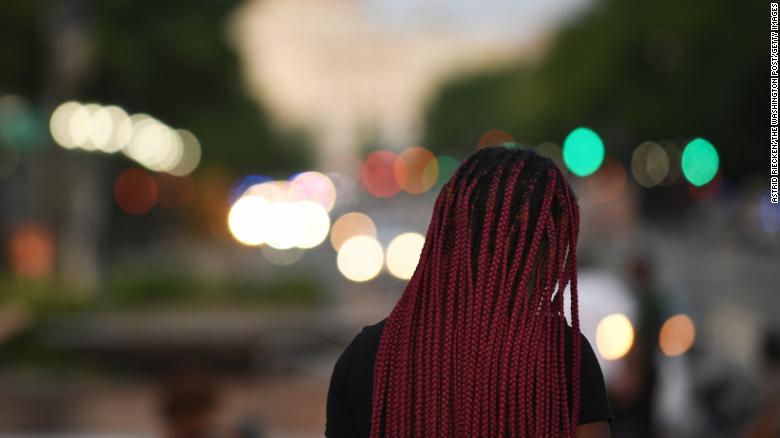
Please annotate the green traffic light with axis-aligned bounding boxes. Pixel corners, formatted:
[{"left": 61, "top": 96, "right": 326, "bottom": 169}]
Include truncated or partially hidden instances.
[
  {"left": 563, "top": 127, "right": 605, "bottom": 177},
  {"left": 681, "top": 138, "right": 719, "bottom": 187}
]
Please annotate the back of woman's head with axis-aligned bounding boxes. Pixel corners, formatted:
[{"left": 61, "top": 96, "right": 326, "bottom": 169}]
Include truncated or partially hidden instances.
[{"left": 370, "top": 145, "right": 582, "bottom": 437}]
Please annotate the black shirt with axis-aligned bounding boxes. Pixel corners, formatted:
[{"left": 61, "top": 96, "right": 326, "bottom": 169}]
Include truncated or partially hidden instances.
[{"left": 326, "top": 319, "right": 613, "bottom": 437}]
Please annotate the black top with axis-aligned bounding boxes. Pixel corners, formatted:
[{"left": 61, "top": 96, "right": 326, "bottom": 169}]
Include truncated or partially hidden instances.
[{"left": 326, "top": 319, "right": 613, "bottom": 437}]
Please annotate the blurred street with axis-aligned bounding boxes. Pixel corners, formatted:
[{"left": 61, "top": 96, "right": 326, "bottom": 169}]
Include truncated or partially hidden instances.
[{"left": 0, "top": 0, "right": 776, "bottom": 437}]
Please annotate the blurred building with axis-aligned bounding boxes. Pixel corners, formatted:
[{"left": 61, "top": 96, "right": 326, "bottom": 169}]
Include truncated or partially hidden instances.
[{"left": 229, "top": 0, "right": 549, "bottom": 171}]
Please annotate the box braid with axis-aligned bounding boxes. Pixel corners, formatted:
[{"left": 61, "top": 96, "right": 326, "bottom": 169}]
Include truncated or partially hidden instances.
[{"left": 369, "top": 146, "right": 582, "bottom": 438}]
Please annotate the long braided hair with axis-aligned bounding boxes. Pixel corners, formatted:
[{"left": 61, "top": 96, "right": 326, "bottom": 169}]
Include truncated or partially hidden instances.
[{"left": 369, "top": 146, "right": 582, "bottom": 437}]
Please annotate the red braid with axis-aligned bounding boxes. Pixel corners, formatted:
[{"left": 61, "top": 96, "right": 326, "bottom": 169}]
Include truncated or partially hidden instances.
[{"left": 369, "top": 147, "right": 582, "bottom": 438}]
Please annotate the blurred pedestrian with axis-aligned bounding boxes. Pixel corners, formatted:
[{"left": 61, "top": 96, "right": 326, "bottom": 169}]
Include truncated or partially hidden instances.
[
  {"left": 158, "top": 367, "right": 220, "bottom": 438},
  {"left": 742, "top": 329, "right": 780, "bottom": 438},
  {"left": 609, "top": 256, "right": 662, "bottom": 438}
]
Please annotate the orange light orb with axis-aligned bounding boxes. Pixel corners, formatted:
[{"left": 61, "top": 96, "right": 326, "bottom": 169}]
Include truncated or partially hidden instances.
[
  {"left": 8, "top": 222, "right": 54, "bottom": 279},
  {"left": 659, "top": 314, "right": 696, "bottom": 356},
  {"left": 477, "top": 129, "right": 514, "bottom": 149},
  {"left": 330, "top": 212, "right": 377, "bottom": 251},
  {"left": 396, "top": 147, "right": 437, "bottom": 194}
]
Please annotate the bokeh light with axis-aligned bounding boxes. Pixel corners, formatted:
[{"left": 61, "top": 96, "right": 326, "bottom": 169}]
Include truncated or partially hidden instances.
[
  {"left": 89, "top": 105, "right": 132, "bottom": 153},
  {"left": 337, "top": 235, "right": 384, "bottom": 282},
  {"left": 659, "top": 141, "right": 682, "bottom": 184},
  {"left": 227, "top": 176, "right": 333, "bottom": 250},
  {"left": 244, "top": 180, "right": 289, "bottom": 203},
  {"left": 477, "top": 129, "right": 514, "bottom": 149},
  {"left": 330, "top": 212, "right": 377, "bottom": 251},
  {"left": 659, "top": 314, "right": 696, "bottom": 357},
  {"left": 681, "top": 137, "right": 719, "bottom": 187},
  {"left": 86, "top": 105, "right": 113, "bottom": 151},
  {"left": 168, "top": 129, "right": 202, "bottom": 176},
  {"left": 288, "top": 171, "right": 337, "bottom": 211},
  {"left": 291, "top": 201, "right": 330, "bottom": 249},
  {"left": 124, "top": 115, "right": 159, "bottom": 164},
  {"left": 264, "top": 202, "right": 303, "bottom": 250},
  {"left": 69, "top": 103, "right": 98, "bottom": 149},
  {"left": 361, "top": 150, "right": 404, "bottom": 197},
  {"left": 563, "top": 127, "right": 605, "bottom": 177},
  {"left": 8, "top": 222, "right": 54, "bottom": 279},
  {"left": 596, "top": 313, "right": 635, "bottom": 360},
  {"left": 50, "top": 101, "right": 82, "bottom": 148},
  {"left": 125, "top": 116, "right": 183, "bottom": 173},
  {"left": 586, "top": 156, "right": 626, "bottom": 203},
  {"left": 421, "top": 158, "right": 439, "bottom": 192},
  {"left": 397, "top": 147, "right": 437, "bottom": 194},
  {"left": 631, "top": 141, "right": 669, "bottom": 188},
  {"left": 430, "top": 155, "right": 460, "bottom": 191},
  {"left": 0, "top": 95, "right": 43, "bottom": 149},
  {"left": 385, "top": 232, "right": 425, "bottom": 280},
  {"left": 114, "top": 168, "right": 158, "bottom": 215},
  {"left": 230, "top": 175, "right": 273, "bottom": 203},
  {"left": 260, "top": 245, "right": 304, "bottom": 266},
  {"left": 49, "top": 101, "right": 201, "bottom": 175},
  {"left": 227, "top": 195, "right": 270, "bottom": 246}
]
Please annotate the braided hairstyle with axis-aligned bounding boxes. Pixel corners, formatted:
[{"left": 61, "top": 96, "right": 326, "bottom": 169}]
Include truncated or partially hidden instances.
[{"left": 369, "top": 145, "right": 582, "bottom": 437}]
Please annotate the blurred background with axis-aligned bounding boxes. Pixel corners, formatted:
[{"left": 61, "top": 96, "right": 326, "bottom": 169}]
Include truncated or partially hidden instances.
[{"left": 0, "top": 0, "right": 777, "bottom": 437}]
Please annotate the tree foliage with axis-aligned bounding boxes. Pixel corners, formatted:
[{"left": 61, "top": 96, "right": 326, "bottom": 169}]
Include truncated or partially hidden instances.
[
  {"left": 0, "top": 0, "right": 311, "bottom": 174},
  {"left": 424, "top": 0, "right": 764, "bottom": 180}
]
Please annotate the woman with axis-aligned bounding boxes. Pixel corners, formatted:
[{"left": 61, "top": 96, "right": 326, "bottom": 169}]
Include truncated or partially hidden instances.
[{"left": 326, "top": 146, "right": 613, "bottom": 437}]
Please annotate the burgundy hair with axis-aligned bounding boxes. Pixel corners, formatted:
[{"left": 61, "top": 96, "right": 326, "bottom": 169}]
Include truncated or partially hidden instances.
[{"left": 370, "top": 146, "right": 581, "bottom": 437}]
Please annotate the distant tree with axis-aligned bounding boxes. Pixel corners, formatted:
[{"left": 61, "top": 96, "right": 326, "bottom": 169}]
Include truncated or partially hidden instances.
[
  {"left": 0, "top": 0, "right": 311, "bottom": 174},
  {"left": 424, "top": 0, "right": 764, "bottom": 180}
]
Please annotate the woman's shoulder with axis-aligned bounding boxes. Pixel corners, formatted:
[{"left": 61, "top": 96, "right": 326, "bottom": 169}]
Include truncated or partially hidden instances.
[
  {"left": 348, "top": 319, "right": 386, "bottom": 365},
  {"left": 358, "top": 318, "right": 386, "bottom": 342}
]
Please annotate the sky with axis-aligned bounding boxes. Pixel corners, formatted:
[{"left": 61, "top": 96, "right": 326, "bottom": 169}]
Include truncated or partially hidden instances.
[{"left": 363, "top": 0, "right": 593, "bottom": 42}]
